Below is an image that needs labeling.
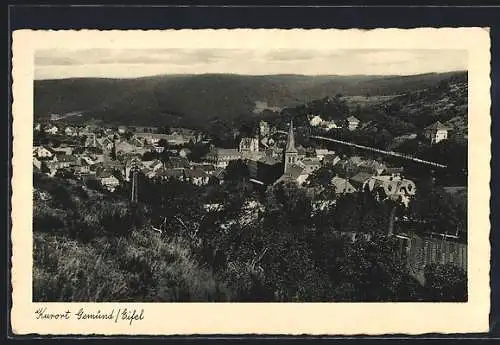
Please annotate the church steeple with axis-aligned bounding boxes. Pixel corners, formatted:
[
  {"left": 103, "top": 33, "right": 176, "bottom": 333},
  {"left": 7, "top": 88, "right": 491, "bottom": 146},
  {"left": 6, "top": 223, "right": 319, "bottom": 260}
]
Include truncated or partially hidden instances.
[
  {"left": 285, "top": 119, "right": 297, "bottom": 153},
  {"left": 283, "top": 118, "right": 298, "bottom": 174}
]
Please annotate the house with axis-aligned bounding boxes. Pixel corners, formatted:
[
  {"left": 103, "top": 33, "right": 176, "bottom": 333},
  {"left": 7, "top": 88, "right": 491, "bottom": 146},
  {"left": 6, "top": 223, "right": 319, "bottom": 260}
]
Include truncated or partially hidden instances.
[
  {"left": 99, "top": 137, "right": 114, "bottom": 150},
  {"left": 115, "top": 140, "right": 140, "bottom": 154},
  {"left": 179, "top": 147, "right": 192, "bottom": 158},
  {"left": 259, "top": 121, "right": 270, "bottom": 137},
  {"left": 381, "top": 167, "right": 404, "bottom": 177},
  {"left": 117, "top": 125, "right": 128, "bottom": 134},
  {"left": 80, "top": 156, "right": 95, "bottom": 167},
  {"left": 315, "top": 149, "right": 331, "bottom": 161},
  {"left": 297, "top": 158, "right": 322, "bottom": 174},
  {"left": 44, "top": 124, "right": 59, "bottom": 135},
  {"left": 195, "top": 164, "right": 216, "bottom": 175},
  {"left": 309, "top": 115, "right": 323, "bottom": 127},
  {"left": 184, "top": 168, "right": 210, "bottom": 186},
  {"left": 322, "top": 154, "right": 341, "bottom": 166},
  {"left": 357, "top": 159, "right": 387, "bottom": 176},
  {"left": 347, "top": 116, "right": 360, "bottom": 131},
  {"left": 64, "top": 126, "right": 78, "bottom": 136},
  {"left": 349, "top": 171, "right": 374, "bottom": 190},
  {"left": 152, "top": 145, "right": 165, "bottom": 153},
  {"left": 323, "top": 120, "right": 339, "bottom": 131},
  {"left": 33, "top": 157, "right": 42, "bottom": 170},
  {"left": 96, "top": 171, "right": 120, "bottom": 192},
  {"left": 274, "top": 165, "right": 310, "bottom": 186},
  {"left": 130, "top": 136, "right": 146, "bottom": 147},
  {"left": 424, "top": 121, "right": 450, "bottom": 144},
  {"left": 144, "top": 159, "right": 164, "bottom": 172},
  {"left": 239, "top": 137, "right": 259, "bottom": 152},
  {"left": 133, "top": 133, "right": 170, "bottom": 145},
  {"left": 33, "top": 146, "right": 54, "bottom": 159},
  {"left": 165, "top": 157, "right": 190, "bottom": 170},
  {"left": 204, "top": 147, "right": 241, "bottom": 168},
  {"left": 84, "top": 133, "right": 100, "bottom": 148},
  {"left": 52, "top": 154, "right": 79, "bottom": 169},
  {"left": 331, "top": 176, "right": 357, "bottom": 194},
  {"left": 141, "top": 167, "right": 157, "bottom": 179},
  {"left": 81, "top": 125, "right": 99, "bottom": 135},
  {"left": 74, "top": 160, "right": 91, "bottom": 175},
  {"left": 158, "top": 168, "right": 185, "bottom": 182},
  {"left": 362, "top": 175, "right": 417, "bottom": 206},
  {"left": 166, "top": 133, "right": 194, "bottom": 146}
]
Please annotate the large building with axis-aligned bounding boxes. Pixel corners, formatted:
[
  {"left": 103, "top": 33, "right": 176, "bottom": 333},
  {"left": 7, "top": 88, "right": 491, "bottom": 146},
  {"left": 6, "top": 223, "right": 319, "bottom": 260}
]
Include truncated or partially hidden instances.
[
  {"left": 239, "top": 137, "right": 259, "bottom": 153},
  {"left": 205, "top": 147, "right": 241, "bottom": 168}
]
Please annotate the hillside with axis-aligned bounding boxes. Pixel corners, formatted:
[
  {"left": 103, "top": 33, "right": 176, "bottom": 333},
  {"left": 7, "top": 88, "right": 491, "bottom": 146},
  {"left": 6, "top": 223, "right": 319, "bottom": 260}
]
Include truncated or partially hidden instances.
[{"left": 34, "top": 72, "right": 467, "bottom": 132}]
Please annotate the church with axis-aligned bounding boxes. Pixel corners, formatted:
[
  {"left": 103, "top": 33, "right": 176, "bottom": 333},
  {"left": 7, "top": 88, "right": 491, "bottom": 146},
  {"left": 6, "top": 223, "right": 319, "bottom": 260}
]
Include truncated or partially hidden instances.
[{"left": 273, "top": 119, "right": 313, "bottom": 186}]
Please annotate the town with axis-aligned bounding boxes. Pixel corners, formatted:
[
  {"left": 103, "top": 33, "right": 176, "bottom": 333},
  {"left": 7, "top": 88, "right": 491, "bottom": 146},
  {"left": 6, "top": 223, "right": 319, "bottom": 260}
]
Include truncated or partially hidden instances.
[{"left": 33, "top": 111, "right": 467, "bottom": 296}]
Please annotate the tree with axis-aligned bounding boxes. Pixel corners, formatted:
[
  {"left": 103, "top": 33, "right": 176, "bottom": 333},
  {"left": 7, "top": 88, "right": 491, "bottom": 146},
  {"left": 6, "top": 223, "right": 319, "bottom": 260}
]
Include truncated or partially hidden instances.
[
  {"left": 157, "top": 139, "right": 169, "bottom": 148},
  {"left": 142, "top": 150, "right": 159, "bottom": 161},
  {"left": 305, "top": 167, "right": 335, "bottom": 187},
  {"left": 188, "top": 143, "right": 210, "bottom": 162},
  {"left": 159, "top": 148, "right": 171, "bottom": 164},
  {"left": 123, "top": 131, "right": 133, "bottom": 140}
]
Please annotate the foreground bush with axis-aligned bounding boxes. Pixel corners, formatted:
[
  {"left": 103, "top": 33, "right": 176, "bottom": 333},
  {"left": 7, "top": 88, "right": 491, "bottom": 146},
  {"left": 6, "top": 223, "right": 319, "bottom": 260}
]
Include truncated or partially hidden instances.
[{"left": 33, "top": 231, "right": 229, "bottom": 302}]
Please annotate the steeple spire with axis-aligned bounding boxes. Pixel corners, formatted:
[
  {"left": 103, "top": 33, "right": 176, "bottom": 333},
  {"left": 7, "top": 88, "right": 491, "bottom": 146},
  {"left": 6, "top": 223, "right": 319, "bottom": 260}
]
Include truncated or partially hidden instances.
[{"left": 286, "top": 118, "right": 297, "bottom": 152}]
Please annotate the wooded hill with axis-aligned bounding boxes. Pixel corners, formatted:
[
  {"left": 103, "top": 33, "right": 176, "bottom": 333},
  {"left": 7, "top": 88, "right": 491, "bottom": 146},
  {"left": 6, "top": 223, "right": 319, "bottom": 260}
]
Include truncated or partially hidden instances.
[{"left": 34, "top": 71, "right": 467, "bottom": 135}]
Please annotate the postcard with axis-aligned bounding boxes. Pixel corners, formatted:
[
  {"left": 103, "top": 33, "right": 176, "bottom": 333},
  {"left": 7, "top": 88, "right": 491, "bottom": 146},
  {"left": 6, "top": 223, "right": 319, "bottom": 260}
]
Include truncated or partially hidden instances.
[{"left": 11, "top": 28, "right": 491, "bottom": 335}]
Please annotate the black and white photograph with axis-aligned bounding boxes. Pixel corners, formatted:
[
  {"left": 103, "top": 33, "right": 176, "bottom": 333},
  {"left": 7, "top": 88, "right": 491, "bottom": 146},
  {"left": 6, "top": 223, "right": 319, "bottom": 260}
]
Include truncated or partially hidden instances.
[
  {"left": 11, "top": 28, "right": 491, "bottom": 335},
  {"left": 31, "top": 47, "right": 469, "bottom": 303}
]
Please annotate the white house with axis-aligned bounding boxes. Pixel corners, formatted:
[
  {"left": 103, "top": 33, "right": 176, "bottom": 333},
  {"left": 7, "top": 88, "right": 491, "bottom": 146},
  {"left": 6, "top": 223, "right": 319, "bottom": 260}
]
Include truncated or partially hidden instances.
[
  {"left": 347, "top": 116, "right": 360, "bottom": 131},
  {"left": 331, "top": 176, "right": 357, "bottom": 194},
  {"left": 117, "top": 125, "right": 128, "bottom": 134},
  {"left": 424, "top": 121, "right": 449, "bottom": 144},
  {"left": 97, "top": 172, "right": 120, "bottom": 192},
  {"left": 323, "top": 120, "right": 339, "bottom": 131},
  {"left": 44, "top": 124, "right": 59, "bottom": 135},
  {"left": 259, "top": 121, "right": 270, "bottom": 137},
  {"left": 33, "top": 146, "right": 54, "bottom": 159},
  {"left": 309, "top": 115, "right": 323, "bottom": 127},
  {"left": 64, "top": 126, "right": 78, "bottom": 136},
  {"left": 315, "top": 149, "right": 332, "bottom": 161},
  {"left": 362, "top": 175, "right": 417, "bottom": 207},
  {"left": 184, "top": 168, "right": 210, "bottom": 186},
  {"left": 179, "top": 148, "right": 192, "bottom": 158}
]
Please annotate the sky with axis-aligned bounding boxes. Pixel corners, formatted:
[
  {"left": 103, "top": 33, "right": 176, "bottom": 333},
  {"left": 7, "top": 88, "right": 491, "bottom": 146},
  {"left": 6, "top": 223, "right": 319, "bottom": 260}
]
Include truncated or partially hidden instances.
[{"left": 34, "top": 48, "right": 467, "bottom": 80}]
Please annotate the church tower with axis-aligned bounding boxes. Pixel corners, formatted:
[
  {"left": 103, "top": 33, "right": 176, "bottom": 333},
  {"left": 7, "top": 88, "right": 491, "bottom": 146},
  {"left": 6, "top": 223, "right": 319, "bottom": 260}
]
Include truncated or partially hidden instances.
[{"left": 283, "top": 119, "right": 298, "bottom": 173}]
